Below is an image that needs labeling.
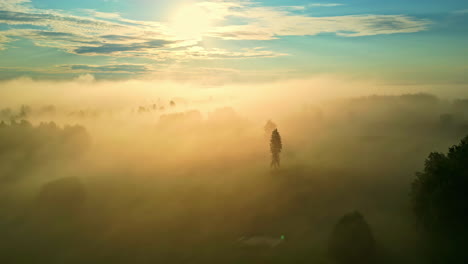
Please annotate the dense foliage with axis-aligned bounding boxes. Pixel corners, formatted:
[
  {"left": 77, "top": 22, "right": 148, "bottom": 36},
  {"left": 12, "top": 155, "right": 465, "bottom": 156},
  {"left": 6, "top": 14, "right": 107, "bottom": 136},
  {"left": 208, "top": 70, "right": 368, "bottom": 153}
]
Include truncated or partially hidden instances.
[{"left": 411, "top": 136, "right": 468, "bottom": 262}]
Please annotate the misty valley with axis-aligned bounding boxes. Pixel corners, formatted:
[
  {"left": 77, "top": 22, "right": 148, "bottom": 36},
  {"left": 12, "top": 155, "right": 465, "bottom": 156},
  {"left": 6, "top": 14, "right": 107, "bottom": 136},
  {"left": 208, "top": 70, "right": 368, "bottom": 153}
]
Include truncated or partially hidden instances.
[
  {"left": 1, "top": 93, "right": 468, "bottom": 264},
  {"left": 1, "top": 0, "right": 467, "bottom": 262}
]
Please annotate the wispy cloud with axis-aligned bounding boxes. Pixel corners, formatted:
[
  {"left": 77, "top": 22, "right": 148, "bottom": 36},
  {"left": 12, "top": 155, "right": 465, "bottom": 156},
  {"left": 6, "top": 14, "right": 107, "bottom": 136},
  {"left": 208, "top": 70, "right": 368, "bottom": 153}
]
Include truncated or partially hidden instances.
[
  {"left": 73, "top": 40, "right": 175, "bottom": 55},
  {"left": 0, "top": 0, "right": 430, "bottom": 62},
  {"left": 206, "top": 2, "right": 430, "bottom": 40},
  {"left": 0, "top": 0, "right": 31, "bottom": 12},
  {"left": 308, "top": 3, "right": 344, "bottom": 7},
  {"left": 453, "top": 9, "right": 468, "bottom": 15},
  {"left": 81, "top": 9, "right": 122, "bottom": 20},
  {"left": 58, "top": 64, "right": 151, "bottom": 74},
  {"left": 0, "top": 33, "right": 11, "bottom": 50},
  {"left": 0, "top": 0, "right": 287, "bottom": 60},
  {"left": 0, "top": 63, "right": 153, "bottom": 80}
]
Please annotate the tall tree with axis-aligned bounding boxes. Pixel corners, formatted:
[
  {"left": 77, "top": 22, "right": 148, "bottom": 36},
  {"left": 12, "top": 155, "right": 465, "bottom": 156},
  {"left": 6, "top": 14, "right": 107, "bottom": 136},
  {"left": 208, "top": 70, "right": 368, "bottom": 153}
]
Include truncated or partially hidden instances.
[{"left": 270, "top": 129, "right": 282, "bottom": 168}]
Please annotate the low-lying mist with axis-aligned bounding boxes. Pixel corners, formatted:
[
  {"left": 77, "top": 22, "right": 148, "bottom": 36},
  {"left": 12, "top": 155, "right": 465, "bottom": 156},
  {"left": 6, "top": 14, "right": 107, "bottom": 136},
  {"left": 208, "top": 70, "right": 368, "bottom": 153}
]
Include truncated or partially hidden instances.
[{"left": 1, "top": 76, "right": 468, "bottom": 263}]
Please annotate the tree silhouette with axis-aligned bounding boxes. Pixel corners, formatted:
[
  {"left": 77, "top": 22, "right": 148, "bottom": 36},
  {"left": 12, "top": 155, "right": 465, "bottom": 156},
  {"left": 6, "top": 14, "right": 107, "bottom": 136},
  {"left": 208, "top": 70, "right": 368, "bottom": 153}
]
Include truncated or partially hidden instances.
[
  {"left": 270, "top": 129, "right": 282, "bottom": 168},
  {"left": 329, "top": 211, "right": 376, "bottom": 264},
  {"left": 35, "top": 177, "right": 86, "bottom": 218},
  {"left": 411, "top": 135, "right": 468, "bottom": 262}
]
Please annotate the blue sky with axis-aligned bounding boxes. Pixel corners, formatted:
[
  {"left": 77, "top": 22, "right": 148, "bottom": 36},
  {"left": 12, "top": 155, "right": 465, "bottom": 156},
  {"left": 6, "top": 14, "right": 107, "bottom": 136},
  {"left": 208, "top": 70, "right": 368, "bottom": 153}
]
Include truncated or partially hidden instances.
[{"left": 0, "top": 0, "right": 466, "bottom": 83}]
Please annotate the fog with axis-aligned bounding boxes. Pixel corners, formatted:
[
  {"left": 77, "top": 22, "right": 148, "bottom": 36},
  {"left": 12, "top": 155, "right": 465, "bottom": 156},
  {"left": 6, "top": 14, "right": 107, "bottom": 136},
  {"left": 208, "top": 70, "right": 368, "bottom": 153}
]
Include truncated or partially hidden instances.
[{"left": 1, "top": 76, "right": 468, "bottom": 263}]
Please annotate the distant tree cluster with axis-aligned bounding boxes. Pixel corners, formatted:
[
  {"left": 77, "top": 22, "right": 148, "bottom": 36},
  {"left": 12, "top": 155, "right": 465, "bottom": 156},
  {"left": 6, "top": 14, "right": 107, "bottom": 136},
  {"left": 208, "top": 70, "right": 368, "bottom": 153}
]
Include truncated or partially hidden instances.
[
  {"left": 0, "top": 120, "right": 91, "bottom": 182},
  {"left": 135, "top": 99, "right": 182, "bottom": 114},
  {"left": 0, "top": 105, "right": 59, "bottom": 122},
  {"left": 0, "top": 105, "right": 31, "bottom": 121}
]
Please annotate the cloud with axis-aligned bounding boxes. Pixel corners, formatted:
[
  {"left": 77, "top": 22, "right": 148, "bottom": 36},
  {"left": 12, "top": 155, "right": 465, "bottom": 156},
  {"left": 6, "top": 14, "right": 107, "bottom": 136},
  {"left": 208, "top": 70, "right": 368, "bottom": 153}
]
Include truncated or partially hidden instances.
[
  {"left": 0, "top": 0, "right": 31, "bottom": 12},
  {"left": 0, "top": 33, "right": 11, "bottom": 49},
  {"left": 82, "top": 9, "right": 122, "bottom": 20},
  {"left": 0, "top": 0, "right": 430, "bottom": 63},
  {"left": 206, "top": 2, "right": 430, "bottom": 40},
  {"left": 167, "top": 46, "right": 287, "bottom": 60},
  {"left": 0, "top": 1, "right": 286, "bottom": 60},
  {"left": 453, "top": 9, "right": 468, "bottom": 15},
  {"left": 308, "top": 3, "right": 344, "bottom": 7},
  {"left": 0, "top": 1, "right": 186, "bottom": 58},
  {"left": 0, "top": 63, "right": 153, "bottom": 78},
  {"left": 73, "top": 40, "right": 174, "bottom": 55},
  {"left": 59, "top": 64, "right": 151, "bottom": 74}
]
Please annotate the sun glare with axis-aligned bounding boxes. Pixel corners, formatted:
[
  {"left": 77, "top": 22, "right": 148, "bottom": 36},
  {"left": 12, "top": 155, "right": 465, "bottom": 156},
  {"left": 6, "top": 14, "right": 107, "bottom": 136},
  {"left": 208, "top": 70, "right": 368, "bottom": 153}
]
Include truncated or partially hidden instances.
[{"left": 170, "top": 4, "right": 214, "bottom": 39}]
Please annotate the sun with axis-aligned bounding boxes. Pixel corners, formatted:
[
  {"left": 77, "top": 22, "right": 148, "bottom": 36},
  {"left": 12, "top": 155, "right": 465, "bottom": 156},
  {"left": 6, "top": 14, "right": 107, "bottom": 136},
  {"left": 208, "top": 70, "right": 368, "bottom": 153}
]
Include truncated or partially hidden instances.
[{"left": 170, "top": 4, "right": 214, "bottom": 39}]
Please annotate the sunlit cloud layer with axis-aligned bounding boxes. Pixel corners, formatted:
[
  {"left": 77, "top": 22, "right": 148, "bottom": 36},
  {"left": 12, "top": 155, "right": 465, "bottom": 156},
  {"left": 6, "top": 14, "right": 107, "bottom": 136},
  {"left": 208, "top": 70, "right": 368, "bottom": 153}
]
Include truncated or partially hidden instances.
[{"left": 0, "top": 0, "right": 430, "bottom": 62}]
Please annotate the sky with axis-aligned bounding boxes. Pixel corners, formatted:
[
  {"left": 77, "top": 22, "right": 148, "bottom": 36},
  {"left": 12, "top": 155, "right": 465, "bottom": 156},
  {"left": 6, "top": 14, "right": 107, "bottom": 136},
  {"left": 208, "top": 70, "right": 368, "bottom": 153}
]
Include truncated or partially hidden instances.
[{"left": 0, "top": 0, "right": 467, "bottom": 85}]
